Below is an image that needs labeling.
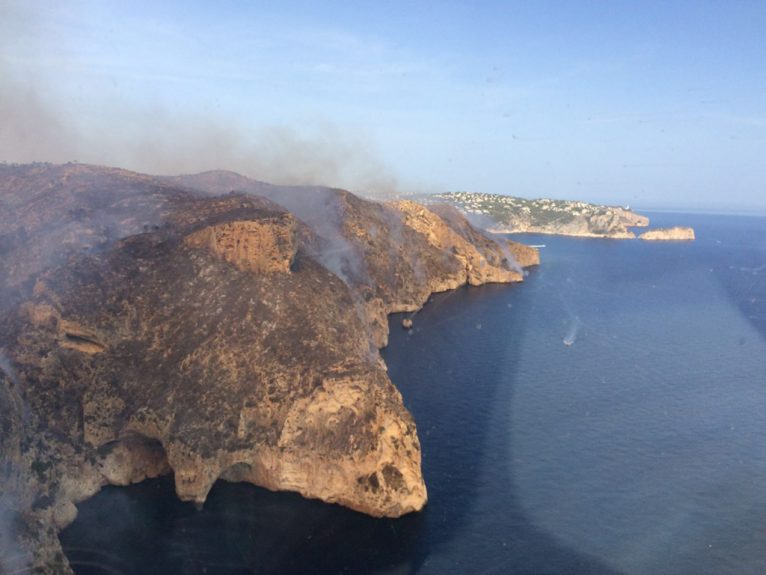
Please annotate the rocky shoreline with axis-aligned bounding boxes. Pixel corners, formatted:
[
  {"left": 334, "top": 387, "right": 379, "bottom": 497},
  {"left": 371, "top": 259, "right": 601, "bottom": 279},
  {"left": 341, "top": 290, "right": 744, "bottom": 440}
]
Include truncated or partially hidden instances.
[
  {"left": 423, "top": 191, "right": 650, "bottom": 238},
  {"left": 487, "top": 226, "right": 638, "bottom": 239},
  {"left": 421, "top": 191, "right": 695, "bottom": 241},
  {"left": 0, "top": 163, "right": 539, "bottom": 573}
]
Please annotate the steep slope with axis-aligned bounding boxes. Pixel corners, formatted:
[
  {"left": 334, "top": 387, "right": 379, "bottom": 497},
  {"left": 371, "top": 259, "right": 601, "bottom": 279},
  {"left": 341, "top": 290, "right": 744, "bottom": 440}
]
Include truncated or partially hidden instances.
[
  {"left": 0, "top": 163, "right": 191, "bottom": 313},
  {"left": 0, "top": 164, "right": 538, "bottom": 573}
]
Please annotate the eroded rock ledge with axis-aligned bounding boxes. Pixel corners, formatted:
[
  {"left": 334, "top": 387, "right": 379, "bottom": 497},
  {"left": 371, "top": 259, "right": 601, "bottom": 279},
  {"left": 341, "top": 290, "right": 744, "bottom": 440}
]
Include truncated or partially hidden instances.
[{"left": 0, "top": 164, "right": 538, "bottom": 573}]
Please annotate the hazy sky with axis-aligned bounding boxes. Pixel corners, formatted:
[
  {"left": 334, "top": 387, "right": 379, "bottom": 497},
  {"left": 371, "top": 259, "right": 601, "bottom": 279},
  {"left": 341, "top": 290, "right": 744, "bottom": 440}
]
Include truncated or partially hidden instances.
[{"left": 2, "top": 1, "right": 765, "bottom": 211}]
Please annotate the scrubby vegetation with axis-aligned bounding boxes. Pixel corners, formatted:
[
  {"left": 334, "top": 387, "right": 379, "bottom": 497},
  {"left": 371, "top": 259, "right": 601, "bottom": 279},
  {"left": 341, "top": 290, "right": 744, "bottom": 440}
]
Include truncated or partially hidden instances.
[
  {"left": 425, "top": 192, "right": 619, "bottom": 228},
  {"left": 413, "top": 191, "right": 644, "bottom": 237}
]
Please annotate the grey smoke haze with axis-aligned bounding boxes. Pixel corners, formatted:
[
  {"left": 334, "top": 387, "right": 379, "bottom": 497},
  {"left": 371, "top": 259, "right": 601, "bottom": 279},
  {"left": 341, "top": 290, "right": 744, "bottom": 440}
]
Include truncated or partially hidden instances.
[
  {"left": 435, "top": 208, "right": 522, "bottom": 273},
  {"left": 0, "top": 4, "right": 407, "bottom": 199},
  {"left": 0, "top": 352, "right": 30, "bottom": 575},
  {"left": 458, "top": 210, "right": 523, "bottom": 273},
  {"left": 257, "top": 185, "right": 370, "bottom": 284},
  {"left": 459, "top": 210, "right": 500, "bottom": 233},
  {"left": 0, "top": 92, "right": 405, "bottom": 198},
  {"left": 0, "top": 498, "right": 30, "bottom": 575},
  {"left": 0, "top": 352, "right": 20, "bottom": 390}
]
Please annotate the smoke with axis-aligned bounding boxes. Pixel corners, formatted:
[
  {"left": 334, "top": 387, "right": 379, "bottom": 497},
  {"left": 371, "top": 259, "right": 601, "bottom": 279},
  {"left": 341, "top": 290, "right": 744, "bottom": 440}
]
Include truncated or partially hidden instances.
[
  {"left": 458, "top": 213, "right": 523, "bottom": 273},
  {"left": 429, "top": 205, "right": 523, "bottom": 274},
  {"left": 256, "top": 186, "right": 369, "bottom": 285},
  {"left": 0, "top": 351, "right": 28, "bottom": 425},
  {"left": 0, "top": 4, "right": 73, "bottom": 161},
  {"left": 495, "top": 238, "right": 524, "bottom": 275},
  {"left": 0, "top": 352, "right": 31, "bottom": 575},
  {"left": 455, "top": 210, "right": 505, "bottom": 236},
  {"left": 0, "top": 4, "right": 406, "bottom": 199},
  {"left": 0, "top": 353, "right": 20, "bottom": 389},
  {"left": 0, "top": 503, "right": 31, "bottom": 575}
]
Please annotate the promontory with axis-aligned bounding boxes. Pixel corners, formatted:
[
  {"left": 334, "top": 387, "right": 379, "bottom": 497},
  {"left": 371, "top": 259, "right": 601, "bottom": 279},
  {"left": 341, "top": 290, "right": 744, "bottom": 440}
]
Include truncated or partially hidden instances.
[
  {"left": 0, "top": 163, "right": 538, "bottom": 573},
  {"left": 422, "top": 191, "right": 649, "bottom": 238}
]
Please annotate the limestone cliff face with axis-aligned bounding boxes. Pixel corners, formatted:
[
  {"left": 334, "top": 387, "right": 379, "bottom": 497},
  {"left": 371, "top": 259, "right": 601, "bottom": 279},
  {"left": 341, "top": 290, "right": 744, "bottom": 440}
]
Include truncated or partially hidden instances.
[
  {"left": 393, "top": 200, "right": 521, "bottom": 286},
  {"left": 489, "top": 209, "right": 645, "bottom": 238},
  {"left": 174, "top": 180, "right": 537, "bottom": 348},
  {"left": 617, "top": 209, "right": 650, "bottom": 229},
  {"left": 639, "top": 226, "right": 696, "bottom": 241},
  {"left": 427, "top": 203, "right": 540, "bottom": 268},
  {"left": 183, "top": 215, "right": 297, "bottom": 273},
  {"left": 0, "top": 164, "right": 538, "bottom": 573}
]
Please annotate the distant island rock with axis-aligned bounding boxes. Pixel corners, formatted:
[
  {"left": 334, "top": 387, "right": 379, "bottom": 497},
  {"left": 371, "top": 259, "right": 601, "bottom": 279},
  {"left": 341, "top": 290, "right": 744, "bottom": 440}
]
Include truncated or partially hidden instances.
[
  {"left": 421, "top": 191, "right": 649, "bottom": 238},
  {"left": 639, "top": 226, "right": 696, "bottom": 241},
  {"left": 0, "top": 163, "right": 539, "bottom": 573}
]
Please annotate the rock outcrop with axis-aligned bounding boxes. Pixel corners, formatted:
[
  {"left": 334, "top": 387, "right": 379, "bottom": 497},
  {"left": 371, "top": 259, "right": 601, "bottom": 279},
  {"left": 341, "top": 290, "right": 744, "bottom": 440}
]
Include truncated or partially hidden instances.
[
  {"left": 391, "top": 200, "right": 523, "bottom": 286},
  {"left": 490, "top": 208, "right": 647, "bottom": 239},
  {"left": 0, "top": 163, "right": 539, "bottom": 574},
  {"left": 183, "top": 215, "right": 297, "bottom": 273},
  {"left": 639, "top": 226, "right": 696, "bottom": 241}
]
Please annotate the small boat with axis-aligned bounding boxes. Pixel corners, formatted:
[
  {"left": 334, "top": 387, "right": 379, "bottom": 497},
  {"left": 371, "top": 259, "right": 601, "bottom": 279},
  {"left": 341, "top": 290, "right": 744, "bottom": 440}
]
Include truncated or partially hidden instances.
[{"left": 530, "top": 244, "right": 546, "bottom": 248}]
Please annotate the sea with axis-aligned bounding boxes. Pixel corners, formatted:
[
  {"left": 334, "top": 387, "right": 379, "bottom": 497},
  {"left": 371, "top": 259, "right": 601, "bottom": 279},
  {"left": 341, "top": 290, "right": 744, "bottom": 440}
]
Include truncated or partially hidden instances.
[{"left": 61, "top": 212, "right": 766, "bottom": 575}]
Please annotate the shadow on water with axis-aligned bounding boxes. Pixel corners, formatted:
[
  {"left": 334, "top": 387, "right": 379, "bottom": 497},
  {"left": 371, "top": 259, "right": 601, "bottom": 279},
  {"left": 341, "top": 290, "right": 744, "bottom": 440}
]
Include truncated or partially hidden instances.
[
  {"left": 61, "top": 475, "right": 426, "bottom": 575},
  {"left": 61, "top": 279, "right": 622, "bottom": 574},
  {"left": 706, "top": 217, "right": 766, "bottom": 342}
]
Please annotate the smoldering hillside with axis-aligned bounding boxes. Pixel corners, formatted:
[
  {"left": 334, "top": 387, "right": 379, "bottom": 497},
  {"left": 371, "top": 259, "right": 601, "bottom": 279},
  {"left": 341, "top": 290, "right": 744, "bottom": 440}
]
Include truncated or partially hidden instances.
[{"left": 0, "top": 159, "right": 536, "bottom": 573}]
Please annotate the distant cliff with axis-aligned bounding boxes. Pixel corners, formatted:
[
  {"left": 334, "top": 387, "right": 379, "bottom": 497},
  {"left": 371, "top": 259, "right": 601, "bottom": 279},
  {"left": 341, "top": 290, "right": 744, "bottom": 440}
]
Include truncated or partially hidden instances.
[
  {"left": 422, "top": 191, "right": 649, "bottom": 238},
  {"left": 639, "top": 226, "right": 696, "bottom": 241},
  {"left": 0, "top": 163, "right": 538, "bottom": 573}
]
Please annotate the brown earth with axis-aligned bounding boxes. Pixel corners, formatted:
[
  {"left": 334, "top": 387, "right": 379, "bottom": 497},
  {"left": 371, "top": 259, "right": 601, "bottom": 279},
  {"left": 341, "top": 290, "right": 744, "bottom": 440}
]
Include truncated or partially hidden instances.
[{"left": 0, "top": 163, "right": 538, "bottom": 573}]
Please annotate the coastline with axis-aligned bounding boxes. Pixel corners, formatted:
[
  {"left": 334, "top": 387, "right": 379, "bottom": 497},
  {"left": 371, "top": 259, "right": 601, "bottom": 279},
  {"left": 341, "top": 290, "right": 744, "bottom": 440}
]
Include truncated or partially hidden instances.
[
  {"left": 0, "top": 164, "right": 543, "bottom": 573},
  {"left": 489, "top": 227, "right": 638, "bottom": 239}
]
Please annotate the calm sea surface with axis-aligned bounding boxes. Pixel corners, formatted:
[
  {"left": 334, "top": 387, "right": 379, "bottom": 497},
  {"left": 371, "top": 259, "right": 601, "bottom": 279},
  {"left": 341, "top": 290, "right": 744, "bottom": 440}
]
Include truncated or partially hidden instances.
[{"left": 62, "top": 212, "right": 766, "bottom": 574}]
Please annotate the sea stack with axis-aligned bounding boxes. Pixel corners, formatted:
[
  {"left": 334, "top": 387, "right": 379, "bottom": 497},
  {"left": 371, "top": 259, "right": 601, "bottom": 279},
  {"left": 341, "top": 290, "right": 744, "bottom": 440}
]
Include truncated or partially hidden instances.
[{"left": 639, "top": 227, "right": 696, "bottom": 241}]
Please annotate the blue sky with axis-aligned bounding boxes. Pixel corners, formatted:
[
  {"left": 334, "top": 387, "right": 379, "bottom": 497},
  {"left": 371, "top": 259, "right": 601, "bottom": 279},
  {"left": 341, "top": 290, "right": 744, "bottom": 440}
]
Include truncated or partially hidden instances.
[{"left": 2, "top": 1, "right": 765, "bottom": 211}]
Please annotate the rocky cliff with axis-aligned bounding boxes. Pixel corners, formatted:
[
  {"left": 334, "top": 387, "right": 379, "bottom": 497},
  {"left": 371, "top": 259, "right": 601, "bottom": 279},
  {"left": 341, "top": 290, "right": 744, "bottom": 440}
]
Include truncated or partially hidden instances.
[
  {"left": 0, "top": 163, "right": 538, "bottom": 573},
  {"left": 639, "top": 226, "right": 696, "bottom": 241}
]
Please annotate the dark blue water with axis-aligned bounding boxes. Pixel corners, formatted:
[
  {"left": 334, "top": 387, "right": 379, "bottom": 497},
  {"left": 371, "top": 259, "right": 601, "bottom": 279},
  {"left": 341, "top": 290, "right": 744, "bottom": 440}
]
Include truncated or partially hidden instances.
[{"left": 61, "top": 213, "right": 766, "bottom": 574}]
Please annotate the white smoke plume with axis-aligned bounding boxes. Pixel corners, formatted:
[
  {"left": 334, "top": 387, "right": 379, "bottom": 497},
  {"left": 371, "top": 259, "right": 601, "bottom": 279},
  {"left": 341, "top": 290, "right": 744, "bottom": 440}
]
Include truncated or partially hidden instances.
[{"left": 0, "top": 351, "right": 31, "bottom": 575}]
